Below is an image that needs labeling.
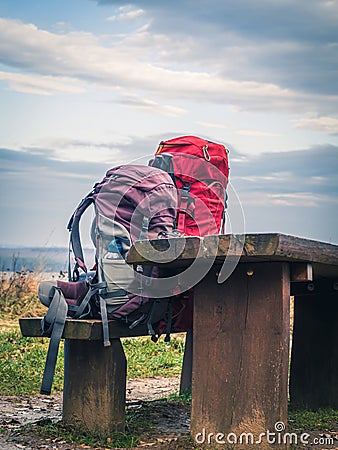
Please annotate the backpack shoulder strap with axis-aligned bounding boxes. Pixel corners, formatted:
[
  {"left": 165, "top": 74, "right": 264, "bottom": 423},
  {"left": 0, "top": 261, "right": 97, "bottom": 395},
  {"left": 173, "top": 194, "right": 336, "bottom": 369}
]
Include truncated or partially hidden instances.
[{"left": 67, "top": 193, "right": 95, "bottom": 274}]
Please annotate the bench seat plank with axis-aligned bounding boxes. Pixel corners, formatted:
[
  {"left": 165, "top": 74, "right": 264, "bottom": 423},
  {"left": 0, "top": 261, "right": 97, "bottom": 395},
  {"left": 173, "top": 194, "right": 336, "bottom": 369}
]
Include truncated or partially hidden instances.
[{"left": 19, "top": 318, "right": 150, "bottom": 340}]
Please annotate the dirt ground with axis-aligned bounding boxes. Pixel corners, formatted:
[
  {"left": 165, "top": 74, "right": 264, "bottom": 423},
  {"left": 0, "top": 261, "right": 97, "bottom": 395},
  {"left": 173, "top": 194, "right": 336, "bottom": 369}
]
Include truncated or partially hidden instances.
[
  {"left": 1, "top": 376, "right": 338, "bottom": 450},
  {"left": 0, "top": 376, "right": 192, "bottom": 450}
]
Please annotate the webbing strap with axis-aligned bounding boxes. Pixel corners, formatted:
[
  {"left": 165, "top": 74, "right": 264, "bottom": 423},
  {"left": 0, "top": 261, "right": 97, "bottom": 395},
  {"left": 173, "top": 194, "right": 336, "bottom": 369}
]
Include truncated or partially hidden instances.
[
  {"left": 73, "top": 286, "right": 93, "bottom": 319},
  {"left": 73, "top": 282, "right": 111, "bottom": 319},
  {"left": 139, "top": 216, "right": 150, "bottom": 240},
  {"left": 177, "top": 184, "right": 191, "bottom": 233},
  {"left": 146, "top": 300, "right": 158, "bottom": 341},
  {"left": 129, "top": 312, "right": 147, "bottom": 329},
  {"left": 40, "top": 288, "right": 68, "bottom": 395},
  {"left": 220, "top": 192, "right": 228, "bottom": 234},
  {"left": 99, "top": 297, "right": 111, "bottom": 347},
  {"left": 68, "top": 195, "right": 95, "bottom": 274},
  {"left": 164, "top": 299, "right": 173, "bottom": 343},
  {"left": 105, "top": 289, "right": 128, "bottom": 298}
]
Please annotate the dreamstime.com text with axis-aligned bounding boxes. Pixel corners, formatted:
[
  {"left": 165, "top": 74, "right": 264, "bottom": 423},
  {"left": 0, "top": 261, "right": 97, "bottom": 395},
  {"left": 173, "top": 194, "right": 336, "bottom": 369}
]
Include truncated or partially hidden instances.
[{"left": 195, "top": 422, "right": 335, "bottom": 446}]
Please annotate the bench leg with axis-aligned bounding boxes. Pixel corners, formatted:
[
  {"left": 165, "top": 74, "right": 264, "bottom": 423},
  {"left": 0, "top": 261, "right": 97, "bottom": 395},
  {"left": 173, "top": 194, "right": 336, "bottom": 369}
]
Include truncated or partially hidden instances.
[
  {"left": 191, "top": 262, "right": 290, "bottom": 449},
  {"left": 180, "top": 330, "right": 193, "bottom": 395},
  {"left": 290, "top": 284, "right": 338, "bottom": 409},
  {"left": 62, "top": 338, "right": 127, "bottom": 434}
]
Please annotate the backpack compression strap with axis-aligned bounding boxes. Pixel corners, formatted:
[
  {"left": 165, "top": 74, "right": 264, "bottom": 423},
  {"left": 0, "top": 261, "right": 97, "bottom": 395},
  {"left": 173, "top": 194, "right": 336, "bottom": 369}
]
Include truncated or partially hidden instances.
[
  {"left": 177, "top": 183, "right": 194, "bottom": 234},
  {"left": 67, "top": 194, "right": 95, "bottom": 274},
  {"left": 40, "top": 286, "right": 68, "bottom": 395}
]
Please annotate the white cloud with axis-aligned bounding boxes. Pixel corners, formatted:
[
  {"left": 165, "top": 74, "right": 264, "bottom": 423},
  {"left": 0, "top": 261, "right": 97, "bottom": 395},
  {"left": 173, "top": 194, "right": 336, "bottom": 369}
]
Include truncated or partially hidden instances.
[
  {"left": 0, "top": 17, "right": 335, "bottom": 114},
  {"left": 113, "top": 94, "right": 186, "bottom": 116},
  {"left": 241, "top": 191, "right": 337, "bottom": 207},
  {"left": 0, "top": 71, "right": 86, "bottom": 95},
  {"left": 120, "top": 9, "right": 145, "bottom": 20},
  {"left": 106, "top": 7, "right": 144, "bottom": 22},
  {"left": 267, "top": 192, "right": 338, "bottom": 207},
  {"left": 26, "top": 140, "right": 123, "bottom": 164},
  {"left": 294, "top": 116, "right": 338, "bottom": 134},
  {"left": 197, "top": 121, "right": 227, "bottom": 129},
  {"left": 236, "top": 130, "right": 281, "bottom": 137},
  {"left": 106, "top": 6, "right": 145, "bottom": 21}
]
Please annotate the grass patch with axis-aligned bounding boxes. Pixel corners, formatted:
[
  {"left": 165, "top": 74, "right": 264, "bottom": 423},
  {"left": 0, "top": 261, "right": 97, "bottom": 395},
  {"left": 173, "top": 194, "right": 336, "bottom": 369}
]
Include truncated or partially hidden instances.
[
  {"left": 0, "top": 328, "right": 64, "bottom": 395},
  {"left": 289, "top": 408, "right": 338, "bottom": 433},
  {"left": 168, "top": 391, "right": 192, "bottom": 403},
  {"left": 0, "top": 327, "right": 184, "bottom": 395},
  {"left": 122, "top": 335, "right": 185, "bottom": 379}
]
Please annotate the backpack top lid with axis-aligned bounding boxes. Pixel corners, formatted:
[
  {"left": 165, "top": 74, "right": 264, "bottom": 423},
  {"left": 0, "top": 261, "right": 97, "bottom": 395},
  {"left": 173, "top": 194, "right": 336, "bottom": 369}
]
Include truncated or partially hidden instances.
[
  {"left": 94, "top": 164, "right": 178, "bottom": 242},
  {"left": 157, "top": 135, "right": 228, "bottom": 155},
  {"left": 155, "top": 135, "right": 229, "bottom": 183}
]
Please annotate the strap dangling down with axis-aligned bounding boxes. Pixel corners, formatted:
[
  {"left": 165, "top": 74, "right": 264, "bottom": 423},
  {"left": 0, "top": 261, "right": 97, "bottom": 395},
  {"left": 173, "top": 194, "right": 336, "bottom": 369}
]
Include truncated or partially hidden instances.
[
  {"left": 99, "top": 296, "right": 111, "bottom": 347},
  {"left": 40, "top": 288, "right": 68, "bottom": 395},
  {"left": 164, "top": 299, "right": 173, "bottom": 343}
]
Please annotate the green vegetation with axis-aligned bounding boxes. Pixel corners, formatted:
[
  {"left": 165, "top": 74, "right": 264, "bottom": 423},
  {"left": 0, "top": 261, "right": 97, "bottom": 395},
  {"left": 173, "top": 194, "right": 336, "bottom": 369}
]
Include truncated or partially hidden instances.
[
  {"left": 124, "top": 334, "right": 185, "bottom": 379},
  {"left": 0, "top": 329, "right": 64, "bottom": 395},
  {"left": 168, "top": 391, "right": 192, "bottom": 403},
  {"left": 289, "top": 408, "right": 338, "bottom": 432},
  {"left": 0, "top": 269, "right": 45, "bottom": 320},
  {"left": 0, "top": 328, "right": 184, "bottom": 395}
]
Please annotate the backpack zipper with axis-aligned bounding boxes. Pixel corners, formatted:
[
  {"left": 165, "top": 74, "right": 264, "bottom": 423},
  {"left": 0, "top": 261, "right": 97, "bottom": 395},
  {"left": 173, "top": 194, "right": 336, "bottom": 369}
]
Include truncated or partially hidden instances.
[{"left": 160, "top": 140, "right": 213, "bottom": 162}]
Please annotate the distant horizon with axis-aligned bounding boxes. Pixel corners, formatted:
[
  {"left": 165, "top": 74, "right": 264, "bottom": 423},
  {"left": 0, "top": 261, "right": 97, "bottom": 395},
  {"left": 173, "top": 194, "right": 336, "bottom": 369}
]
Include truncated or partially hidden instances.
[
  {"left": 1, "top": 230, "right": 338, "bottom": 248},
  {"left": 0, "top": 246, "right": 95, "bottom": 273},
  {"left": 0, "top": 245, "right": 94, "bottom": 250}
]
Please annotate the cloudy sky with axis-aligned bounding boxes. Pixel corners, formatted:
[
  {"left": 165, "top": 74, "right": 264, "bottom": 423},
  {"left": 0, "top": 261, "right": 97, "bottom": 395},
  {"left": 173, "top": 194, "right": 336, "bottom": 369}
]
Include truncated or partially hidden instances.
[{"left": 0, "top": 0, "right": 337, "bottom": 248}]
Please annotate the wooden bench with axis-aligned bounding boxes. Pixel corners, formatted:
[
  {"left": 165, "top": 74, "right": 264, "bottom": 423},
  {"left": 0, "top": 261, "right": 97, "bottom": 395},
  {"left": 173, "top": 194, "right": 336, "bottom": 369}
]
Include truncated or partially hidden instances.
[
  {"left": 19, "top": 318, "right": 193, "bottom": 434},
  {"left": 20, "top": 233, "right": 338, "bottom": 448}
]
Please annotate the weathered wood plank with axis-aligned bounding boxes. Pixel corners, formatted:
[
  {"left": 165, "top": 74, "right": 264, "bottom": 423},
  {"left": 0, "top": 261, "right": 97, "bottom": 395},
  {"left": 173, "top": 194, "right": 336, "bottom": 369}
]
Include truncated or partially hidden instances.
[
  {"left": 63, "top": 338, "right": 127, "bottom": 433},
  {"left": 207, "top": 234, "right": 338, "bottom": 265},
  {"left": 191, "top": 262, "right": 290, "bottom": 449},
  {"left": 127, "top": 235, "right": 202, "bottom": 266},
  {"left": 127, "top": 234, "right": 338, "bottom": 278},
  {"left": 19, "top": 318, "right": 150, "bottom": 340},
  {"left": 290, "top": 279, "right": 338, "bottom": 296},
  {"left": 277, "top": 234, "right": 338, "bottom": 265}
]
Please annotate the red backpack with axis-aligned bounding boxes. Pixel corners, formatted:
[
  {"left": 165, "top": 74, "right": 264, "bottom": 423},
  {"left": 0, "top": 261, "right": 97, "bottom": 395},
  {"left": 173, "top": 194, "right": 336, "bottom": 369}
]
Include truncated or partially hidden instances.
[
  {"left": 149, "top": 136, "right": 230, "bottom": 336},
  {"left": 149, "top": 135, "right": 229, "bottom": 236}
]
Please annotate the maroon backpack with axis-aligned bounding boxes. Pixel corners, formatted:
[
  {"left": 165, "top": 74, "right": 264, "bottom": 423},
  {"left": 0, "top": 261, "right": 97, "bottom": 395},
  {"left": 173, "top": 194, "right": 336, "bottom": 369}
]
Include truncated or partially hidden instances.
[
  {"left": 37, "top": 164, "right": 178, "bottom": 394},
  {"left": 67, "top": 164, "right": 178, "bottom": 339}
]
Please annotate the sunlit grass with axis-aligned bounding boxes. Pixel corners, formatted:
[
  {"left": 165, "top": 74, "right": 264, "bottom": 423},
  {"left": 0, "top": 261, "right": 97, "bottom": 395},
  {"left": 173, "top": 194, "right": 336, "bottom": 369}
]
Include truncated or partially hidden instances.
[{"left": 0, "top": 328, "right": 184, "bottom": 395}]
